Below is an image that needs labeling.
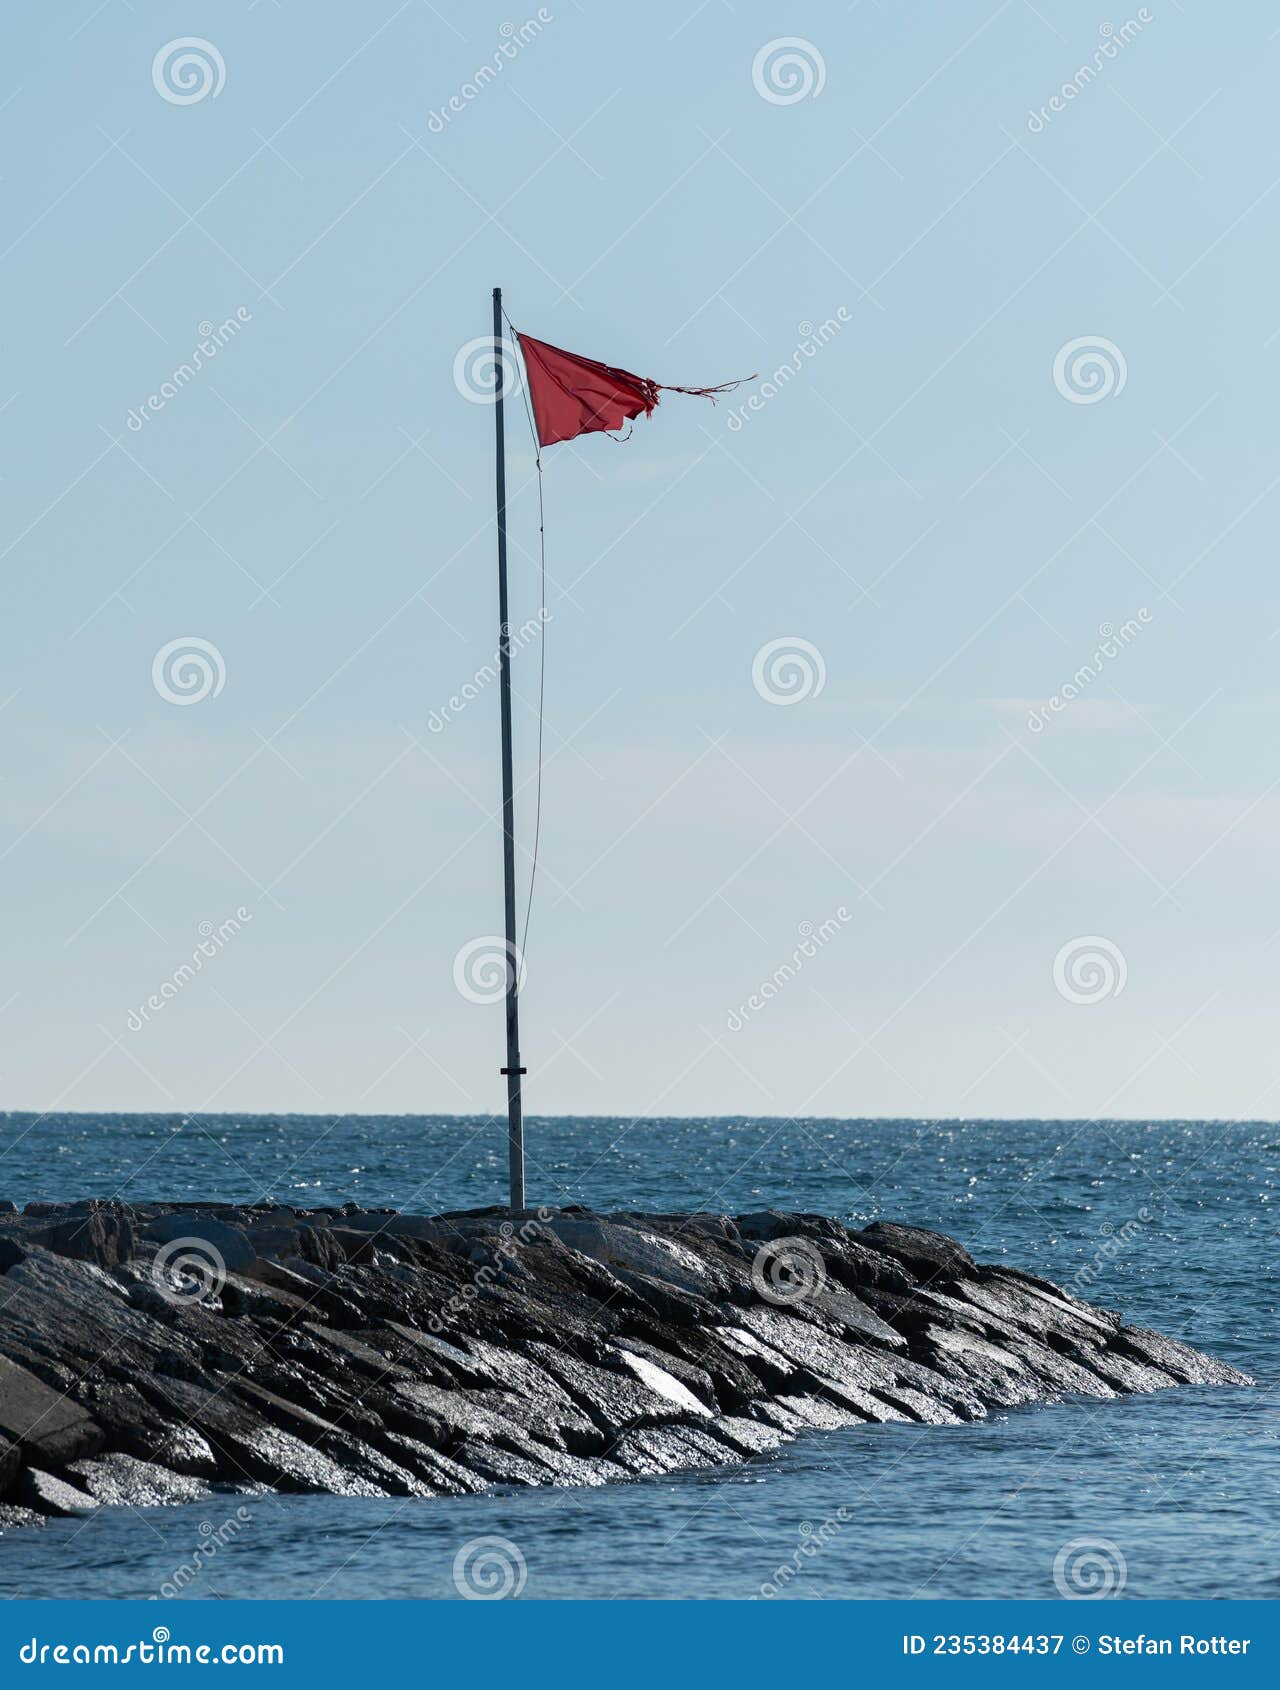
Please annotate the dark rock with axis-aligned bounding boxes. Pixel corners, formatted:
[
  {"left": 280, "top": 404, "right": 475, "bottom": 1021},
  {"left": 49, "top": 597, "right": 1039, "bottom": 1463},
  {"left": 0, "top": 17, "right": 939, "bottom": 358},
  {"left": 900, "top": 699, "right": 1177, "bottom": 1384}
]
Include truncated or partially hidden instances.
[
  {"left": 451, "top": 1438, "right": 561, "bottom": 1487},
  {"left": 524, "top": 1341, "right": 699, "bottom": 1433},
  {"left": 905, "top": 1285, "right": 1116, "bottom": 1398},
  {"left": 825, "top": 1238, "right": 916, "bottom": 1296},
  {"left": 217, "top": 1270, "right": 312, "bottom": 1324},
  {"left": 967, "top": 1270, "right": 1118, "bottom": 1346},
  {"left": 0, "top": 1434, "right": 17, "bottom": 1495},
  {"left": 614, "top": 1346, "right": 716, "bottom": 1418},
  {"left": 75, "top": 1382, "right": 218, "bottom": 1476},
  {"left": 248, "top": 1258, "right": 330, "bottom": 1300},
  {"left": 734, "top": 1304, "right": 948, "bottom": 1424},
  {"left": 1114, "top": 1325, "right": 1252, "bottom": 1386},
  {"left": 337, "top": 1213, "right": 457, "bottom": 1247},
  {"left": 0, "top": 1198, "right": 1250, "bottom": 1530},
  {"left": 542, "top": 1213, "right": 728, "bottom": 1298},
  {"left": 0, "top": 1251, "right": 202, "bottom": 1385},
  {"left": 808, "top": 1284, "right": 907, "bottom": 1348},
  {"left": 143, "top": 1213, "right": 255, "bottom": 1274},
  {"left": 749, "top": 1393, "right": 870, "bottom": 1433},
  {"left": 221, "top": 1372, "right": 436, "bottom": 1498},
  {"left": 392, "top": 1327, "right": 602, "bottom": 1450},
  {"left": 638, "top": 1322, "right": 771, "bottom": 1410},
  {"left": 384, "top": 1376, "right": 573, "bottom": 1458},
  {"left": 711, "top": 1414, "right": 785, "bottom": 1456},
  {"left": 714, "top": 1320, "right": 803, "bottom": 1389},
  {"left": 613, "top": 1337, "right": 720, "bottom": 1411},
  {"left": 0, "top": 1235, "right": 27, "bottom": 1272},
  {"left": 919, "top": 1322, "right": 1048, "bottom": 1407},
  {"left": 735, "top": 1210, "right": 848, "bottom": 1246},
  {"left": 0, "top": 1355, "right": 104, "bottom": 1468},
  {"left": 668, "top": 1421, "right": 755, "bottom": 1465},
  {"left": 226, "top": 1376, "right": 349, "bottom": 1442},
  {"left": 320, "top": 1227, "right": 370, "bottom": 1262},
  {"left": 297, "top": 1225, "right": 349, "bottom": 1270},
  {"left": 611, "top": 1422, "right": 745, "bottom": 1474},
  {"left": 316, "top": 1439, "right": 434, "bottom": 1498},
  {"left": 32, "top": 1204, "right": 134, "bottom": 1268},
  {"left": 298, "top": 1321, "right": 416, "bottom": 1380},
  {"left": 857, "top": 1221, "right": 977, "bottom": 1284},
  {"left": 380, "top": 1434, "right": 488, "bottom": 1495},
  {"left": 138, "top": 1374, "right": 382, "bottom": 1497},
  {"left": 457, "top": 1434, "right": 627, "bottom": 1489},
  {"left": 1083, "top": 1348, "right": 1177, "bottom": 1393},
  {"left": 242, "top": 1224, "right": 301, "bottom": 1260}
]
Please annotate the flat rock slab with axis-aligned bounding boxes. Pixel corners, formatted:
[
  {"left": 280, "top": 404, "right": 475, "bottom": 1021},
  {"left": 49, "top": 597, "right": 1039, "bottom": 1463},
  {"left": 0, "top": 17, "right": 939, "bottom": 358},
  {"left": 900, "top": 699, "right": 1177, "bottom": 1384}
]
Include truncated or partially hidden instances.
[
  {"left": 0, "top": 1356, "right": 103, "bottom": 1468},
  {"left": 75, "top": 1382, "right": 219, "bottom": 1477},
  {"left": 67, "top": 1453, "right": 212, "bottom": 1508},
  {"left": 140, "top": 1375, "right": 383, "bottom": 1498},
  {"left": 14, "top": 1466, "right": 97, "bottom": 1518},
  {"left": 0, "top": 1201, "right": 1252, "bottom": 1524},
  {"left": 858, "top": 1221, "right": 977, "bottom": 1284},
  {"left": 142, "top": 1214, "right": 256, "bottom": 1274}
]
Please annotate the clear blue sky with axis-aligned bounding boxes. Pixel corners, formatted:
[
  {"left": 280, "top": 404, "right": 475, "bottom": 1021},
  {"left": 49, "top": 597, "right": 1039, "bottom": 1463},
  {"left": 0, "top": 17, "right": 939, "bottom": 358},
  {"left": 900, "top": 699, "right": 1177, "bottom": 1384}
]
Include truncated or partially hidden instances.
[{"left": 2, "top": 0, "right": 1277, "bottom": 1122}]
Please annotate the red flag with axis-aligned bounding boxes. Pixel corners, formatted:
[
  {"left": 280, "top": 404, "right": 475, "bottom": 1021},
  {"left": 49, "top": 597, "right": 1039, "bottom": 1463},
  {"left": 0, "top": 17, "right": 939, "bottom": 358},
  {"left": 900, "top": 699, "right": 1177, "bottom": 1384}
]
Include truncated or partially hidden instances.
[{"left": 517, "top": 332, "right": 751, "bottom": 448}]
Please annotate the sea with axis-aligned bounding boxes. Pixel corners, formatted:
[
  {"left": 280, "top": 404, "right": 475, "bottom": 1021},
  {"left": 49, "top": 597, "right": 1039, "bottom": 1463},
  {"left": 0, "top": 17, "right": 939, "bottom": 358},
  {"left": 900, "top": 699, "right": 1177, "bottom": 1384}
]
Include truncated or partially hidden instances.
[{"left": 0, "top": 1113, "right": 1274, "bottom": 1601}]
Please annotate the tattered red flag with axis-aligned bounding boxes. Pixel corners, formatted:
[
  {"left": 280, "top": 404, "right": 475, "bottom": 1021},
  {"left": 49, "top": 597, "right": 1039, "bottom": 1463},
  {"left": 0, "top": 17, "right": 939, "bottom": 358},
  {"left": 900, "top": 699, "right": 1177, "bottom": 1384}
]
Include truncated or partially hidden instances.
[{"left": 516, "top": 332, "right": 751, "bottom": 448}]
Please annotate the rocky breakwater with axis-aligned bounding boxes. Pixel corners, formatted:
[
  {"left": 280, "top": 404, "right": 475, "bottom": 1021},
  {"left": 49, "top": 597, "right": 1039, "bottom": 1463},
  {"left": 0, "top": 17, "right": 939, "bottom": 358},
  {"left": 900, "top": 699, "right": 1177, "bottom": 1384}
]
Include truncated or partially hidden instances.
[{"left": 0, "top": 1198, "right": 1251, "bottom": 1528}]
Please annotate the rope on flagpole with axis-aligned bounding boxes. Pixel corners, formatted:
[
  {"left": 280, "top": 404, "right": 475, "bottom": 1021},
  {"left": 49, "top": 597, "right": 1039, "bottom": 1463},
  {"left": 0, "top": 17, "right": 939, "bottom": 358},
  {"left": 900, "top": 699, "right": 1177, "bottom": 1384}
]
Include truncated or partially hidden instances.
[{"left": 502, "top": 310, "right": 547, "bottom": 964}]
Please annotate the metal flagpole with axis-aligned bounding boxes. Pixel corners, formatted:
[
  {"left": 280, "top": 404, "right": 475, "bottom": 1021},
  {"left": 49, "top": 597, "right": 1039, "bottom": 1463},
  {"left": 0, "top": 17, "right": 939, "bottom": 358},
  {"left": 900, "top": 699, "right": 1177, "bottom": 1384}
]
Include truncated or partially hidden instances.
[{"left": 492, "top": 286, "right": 526, "bottom": 1212}]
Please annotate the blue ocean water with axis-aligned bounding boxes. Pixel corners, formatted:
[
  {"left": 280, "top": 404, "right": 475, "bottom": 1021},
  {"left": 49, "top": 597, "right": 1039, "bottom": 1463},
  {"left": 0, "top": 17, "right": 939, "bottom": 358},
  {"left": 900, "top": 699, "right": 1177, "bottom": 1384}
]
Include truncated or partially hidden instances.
[{"left": 0, "top": 1113, "right": 1274, "bottom": 1601}]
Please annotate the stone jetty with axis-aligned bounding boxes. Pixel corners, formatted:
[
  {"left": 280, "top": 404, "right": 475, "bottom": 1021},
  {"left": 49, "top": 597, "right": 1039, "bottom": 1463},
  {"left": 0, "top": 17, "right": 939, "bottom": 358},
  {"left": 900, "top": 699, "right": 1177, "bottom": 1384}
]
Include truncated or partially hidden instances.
[{"left": 0, "top": 1199, "right": 1251, "bottom": 1527}]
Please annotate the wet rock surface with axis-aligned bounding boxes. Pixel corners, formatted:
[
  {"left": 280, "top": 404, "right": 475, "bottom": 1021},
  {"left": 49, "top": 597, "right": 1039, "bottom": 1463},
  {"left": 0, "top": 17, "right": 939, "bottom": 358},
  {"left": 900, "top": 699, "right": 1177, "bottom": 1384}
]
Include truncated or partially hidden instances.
[{"left": 0, "top": 1199, "right": 1252, "bottom": 1524}]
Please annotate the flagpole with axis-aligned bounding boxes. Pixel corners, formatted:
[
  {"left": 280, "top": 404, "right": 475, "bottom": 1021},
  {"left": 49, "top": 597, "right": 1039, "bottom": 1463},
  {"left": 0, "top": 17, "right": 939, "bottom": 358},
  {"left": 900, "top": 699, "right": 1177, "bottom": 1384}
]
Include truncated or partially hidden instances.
[{"left": 492, "top": 286, "right": 526, "bottom": 1213}]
